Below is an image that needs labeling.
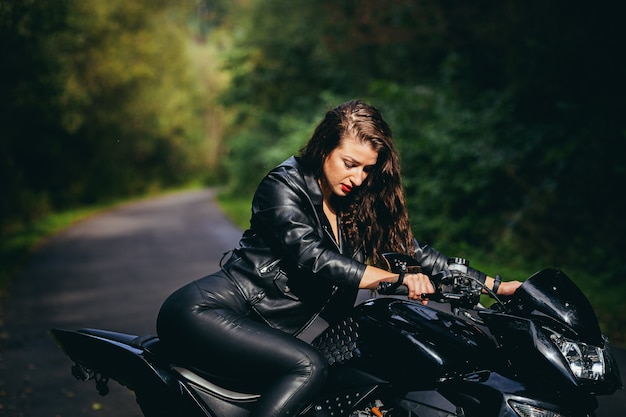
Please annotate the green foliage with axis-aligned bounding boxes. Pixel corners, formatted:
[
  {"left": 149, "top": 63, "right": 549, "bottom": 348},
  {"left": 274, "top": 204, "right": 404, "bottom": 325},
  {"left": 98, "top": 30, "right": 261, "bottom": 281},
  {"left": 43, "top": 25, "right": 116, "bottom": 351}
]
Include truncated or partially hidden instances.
[
  {"left": 0, "top": 0, "right": 214, "bottom": 231},
  {"left": 220, "top": 0, "right": 334, "bottom": 115},
  {"left": 221, "top": 107, "right": 325, "bottom": 195},
  {"left": 2, "top": 0, "right": 625, "bottom": 345},
  {"left": 217, "top": 0, "right": 626, "bottom": 268},
  {"left": 214, "top": 0, "right": 626, "bottom": 344},
  {"left": 369, "top": 80, "right": 512, "bottom": 247}
]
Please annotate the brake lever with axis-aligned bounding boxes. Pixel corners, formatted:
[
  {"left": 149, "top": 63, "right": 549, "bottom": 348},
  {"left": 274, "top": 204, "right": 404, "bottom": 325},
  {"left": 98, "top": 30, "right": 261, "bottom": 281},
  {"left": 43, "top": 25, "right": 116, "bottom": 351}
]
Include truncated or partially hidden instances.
[{"left": 420, "top": 292, "right": 462, "bottom": 302}]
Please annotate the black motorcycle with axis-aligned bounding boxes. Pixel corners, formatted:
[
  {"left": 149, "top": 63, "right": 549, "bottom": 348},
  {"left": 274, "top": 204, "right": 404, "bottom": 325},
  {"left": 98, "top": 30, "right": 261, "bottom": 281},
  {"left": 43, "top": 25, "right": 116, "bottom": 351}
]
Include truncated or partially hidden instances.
[{"left": 50, "top": 254, "right": 622, "bottom": 417}]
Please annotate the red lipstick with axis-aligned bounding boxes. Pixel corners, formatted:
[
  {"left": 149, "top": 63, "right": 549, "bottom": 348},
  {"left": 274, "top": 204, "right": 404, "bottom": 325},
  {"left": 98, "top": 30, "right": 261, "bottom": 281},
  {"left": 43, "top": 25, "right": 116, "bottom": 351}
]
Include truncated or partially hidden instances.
[{"left": 341, "top": 184, "right": 352, "bottom": 193}]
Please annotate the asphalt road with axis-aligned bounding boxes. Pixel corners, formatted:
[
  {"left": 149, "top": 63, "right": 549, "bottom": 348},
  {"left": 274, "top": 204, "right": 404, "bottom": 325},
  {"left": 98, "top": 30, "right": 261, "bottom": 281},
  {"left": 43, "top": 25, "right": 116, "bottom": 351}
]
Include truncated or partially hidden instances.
[{"left": 0, "top": 189, "right": 623, "bottom": 416}]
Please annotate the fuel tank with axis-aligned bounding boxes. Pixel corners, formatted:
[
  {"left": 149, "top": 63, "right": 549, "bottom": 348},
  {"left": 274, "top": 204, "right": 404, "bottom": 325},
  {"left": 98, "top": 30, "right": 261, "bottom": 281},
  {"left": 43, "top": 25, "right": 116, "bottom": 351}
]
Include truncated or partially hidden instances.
[{"left": 313, "top": 298, "right": 496, "bottom": 389}]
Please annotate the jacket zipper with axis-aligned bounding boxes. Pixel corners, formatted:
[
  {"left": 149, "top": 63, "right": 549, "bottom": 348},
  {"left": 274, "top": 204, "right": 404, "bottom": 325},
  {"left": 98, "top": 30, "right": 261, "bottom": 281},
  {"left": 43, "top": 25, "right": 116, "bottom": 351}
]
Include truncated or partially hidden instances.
[{"left": 248, "top": 290, "right": 266, "bottom": 305}]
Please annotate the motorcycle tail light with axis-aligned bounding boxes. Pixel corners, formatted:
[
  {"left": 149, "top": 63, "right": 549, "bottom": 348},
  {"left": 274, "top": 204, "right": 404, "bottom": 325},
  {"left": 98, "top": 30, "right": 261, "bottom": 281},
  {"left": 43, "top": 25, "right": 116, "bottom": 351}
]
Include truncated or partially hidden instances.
[
  {"left": 509, "top": 400, "right": 566, "bottom": 417},
  {"left": 550, "top": 332, "right": 605, "bottom": 380}
]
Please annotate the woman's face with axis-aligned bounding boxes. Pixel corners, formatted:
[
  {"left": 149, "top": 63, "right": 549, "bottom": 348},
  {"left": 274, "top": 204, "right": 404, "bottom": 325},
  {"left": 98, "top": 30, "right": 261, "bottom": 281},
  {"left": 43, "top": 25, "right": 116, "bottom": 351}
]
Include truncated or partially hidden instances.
[{"left": 321, "top": 135, "right": 378, "bottom": 199}]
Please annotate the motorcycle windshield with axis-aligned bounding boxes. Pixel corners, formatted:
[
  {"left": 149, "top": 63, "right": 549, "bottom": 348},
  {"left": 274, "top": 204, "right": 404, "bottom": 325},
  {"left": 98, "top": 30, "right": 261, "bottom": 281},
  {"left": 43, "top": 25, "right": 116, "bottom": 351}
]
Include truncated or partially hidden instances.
[{"left": 508, "top": 268, "right": 603, "bottom": 346}]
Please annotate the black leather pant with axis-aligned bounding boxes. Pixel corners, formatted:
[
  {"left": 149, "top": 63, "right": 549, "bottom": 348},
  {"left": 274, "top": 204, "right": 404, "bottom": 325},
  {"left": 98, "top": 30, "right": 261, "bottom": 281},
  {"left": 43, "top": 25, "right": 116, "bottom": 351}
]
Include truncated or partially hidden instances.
[{"left": 157, "top": 271, "right": 328, "bottom": 417}]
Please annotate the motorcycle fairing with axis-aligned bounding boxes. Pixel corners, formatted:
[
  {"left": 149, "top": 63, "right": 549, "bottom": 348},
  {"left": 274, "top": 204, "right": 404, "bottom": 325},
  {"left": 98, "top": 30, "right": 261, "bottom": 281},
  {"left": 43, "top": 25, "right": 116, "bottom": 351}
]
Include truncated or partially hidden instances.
[
  {"left": 478, "top": 268, "right": 622, "bottom": 395},
  {"left": 437, "top": 370, "right": 600, "bottom": 417},
  {"left": 506, "top": 268, "right": 603, "bottom": 345},
  {"left": 315, "top": 298, "right": 496, "bottom": 388}
]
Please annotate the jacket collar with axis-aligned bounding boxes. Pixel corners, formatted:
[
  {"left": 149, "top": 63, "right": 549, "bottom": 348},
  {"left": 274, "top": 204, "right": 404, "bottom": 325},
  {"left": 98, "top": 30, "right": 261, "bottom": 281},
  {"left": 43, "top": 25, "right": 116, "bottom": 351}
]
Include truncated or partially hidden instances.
[
  {"left": 282, "top": 156, "right": 349, "bottom": 251},
  {"left": 283, "top": 156, "right": 324, "bottom": 208},
  {"left": 281, "top": 156, "right": 365, "bottom": 260}
]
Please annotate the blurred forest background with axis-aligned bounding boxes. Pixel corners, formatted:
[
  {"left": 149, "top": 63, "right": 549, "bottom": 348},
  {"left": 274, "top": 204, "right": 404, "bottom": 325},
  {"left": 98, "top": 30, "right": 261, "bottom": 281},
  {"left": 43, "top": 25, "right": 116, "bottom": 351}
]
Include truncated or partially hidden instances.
[{"left": 1, "top": 0, "right": 625, "bottom": 345}]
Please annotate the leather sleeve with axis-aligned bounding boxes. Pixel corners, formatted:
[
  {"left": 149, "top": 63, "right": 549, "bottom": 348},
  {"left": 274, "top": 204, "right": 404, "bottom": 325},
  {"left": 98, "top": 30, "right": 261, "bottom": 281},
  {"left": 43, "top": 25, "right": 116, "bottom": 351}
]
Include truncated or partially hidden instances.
[
  {"left": 251, "top": 167, "right": 366, "bottom": 288},
  {"left": 412, "top": 239, "right": 487, "bottom": 285}
]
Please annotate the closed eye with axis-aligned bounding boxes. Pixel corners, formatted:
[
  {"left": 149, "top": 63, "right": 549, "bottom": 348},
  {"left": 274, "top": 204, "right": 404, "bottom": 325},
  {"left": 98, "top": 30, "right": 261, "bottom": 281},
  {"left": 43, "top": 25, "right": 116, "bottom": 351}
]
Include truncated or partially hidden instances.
[{"left": 344, "top": 158, "right": 376, "bottom": 173}]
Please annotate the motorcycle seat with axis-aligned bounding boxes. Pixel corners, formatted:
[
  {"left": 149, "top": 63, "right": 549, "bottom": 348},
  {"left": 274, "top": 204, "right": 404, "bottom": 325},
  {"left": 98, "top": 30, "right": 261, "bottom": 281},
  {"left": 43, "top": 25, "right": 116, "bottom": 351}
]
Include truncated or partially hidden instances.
[{"left": 78, "top": 329, "right": 262, "bottom": 397}]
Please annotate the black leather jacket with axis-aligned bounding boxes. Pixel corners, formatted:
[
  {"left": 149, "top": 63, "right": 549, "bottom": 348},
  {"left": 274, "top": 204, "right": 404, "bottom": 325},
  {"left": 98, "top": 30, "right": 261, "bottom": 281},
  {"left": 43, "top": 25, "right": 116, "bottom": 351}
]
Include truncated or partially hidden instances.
[{"left": 221, "top": 156, "right": 486, "bottom": 335}]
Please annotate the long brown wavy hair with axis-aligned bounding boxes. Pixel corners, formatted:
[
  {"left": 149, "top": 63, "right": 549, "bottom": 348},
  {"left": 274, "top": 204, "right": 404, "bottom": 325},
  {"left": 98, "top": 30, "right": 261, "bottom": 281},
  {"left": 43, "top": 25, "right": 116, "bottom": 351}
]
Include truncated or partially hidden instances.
[{"left": 299, "top": 100, "right": 414, "bottom": 267}]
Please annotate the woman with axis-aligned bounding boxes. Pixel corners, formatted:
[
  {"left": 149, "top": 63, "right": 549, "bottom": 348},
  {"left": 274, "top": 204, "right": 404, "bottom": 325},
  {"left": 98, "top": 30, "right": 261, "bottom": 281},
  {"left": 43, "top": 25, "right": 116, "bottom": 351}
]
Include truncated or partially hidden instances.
[{"left": 157, "top": 100, "right": 521, "bottom": 417}]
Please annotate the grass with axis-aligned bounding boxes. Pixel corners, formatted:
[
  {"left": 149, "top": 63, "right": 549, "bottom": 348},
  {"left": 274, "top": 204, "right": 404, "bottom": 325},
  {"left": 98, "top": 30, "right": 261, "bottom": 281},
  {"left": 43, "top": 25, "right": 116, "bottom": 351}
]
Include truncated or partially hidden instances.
[{"left": 215, "top": 191, "right": 254, "bottom": 230}]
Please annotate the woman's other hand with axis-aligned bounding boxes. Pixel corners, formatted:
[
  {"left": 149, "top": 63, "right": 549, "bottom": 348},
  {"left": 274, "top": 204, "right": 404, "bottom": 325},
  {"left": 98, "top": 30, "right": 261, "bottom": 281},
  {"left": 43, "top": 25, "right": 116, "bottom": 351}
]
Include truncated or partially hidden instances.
[{"left": 498, "top": 280, "right": 523, "bottom": 295}]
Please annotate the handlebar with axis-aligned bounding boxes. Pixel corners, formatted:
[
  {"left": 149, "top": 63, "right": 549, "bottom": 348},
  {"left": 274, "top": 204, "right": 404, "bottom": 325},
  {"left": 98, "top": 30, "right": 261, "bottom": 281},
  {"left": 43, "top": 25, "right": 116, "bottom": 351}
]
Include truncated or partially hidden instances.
[{"left": 377, "top": 266, "right": 502, "bottom": 310}]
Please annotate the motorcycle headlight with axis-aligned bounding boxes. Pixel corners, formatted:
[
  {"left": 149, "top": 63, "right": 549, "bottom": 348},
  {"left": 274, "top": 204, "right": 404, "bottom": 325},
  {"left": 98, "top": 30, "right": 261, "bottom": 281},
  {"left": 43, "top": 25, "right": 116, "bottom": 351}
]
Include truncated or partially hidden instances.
[
  {"left": 509, "top": 400, "right": 566, "bottom": 417},
  {"left": 550, "top": 332, "right": 605, "bottom": 380}
]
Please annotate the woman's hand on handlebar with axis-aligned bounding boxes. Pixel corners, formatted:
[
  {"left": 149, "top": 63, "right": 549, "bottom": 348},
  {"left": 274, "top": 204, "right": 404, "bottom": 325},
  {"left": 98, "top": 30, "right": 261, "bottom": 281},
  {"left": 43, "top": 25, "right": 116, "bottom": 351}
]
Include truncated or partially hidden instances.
[
  {"left": 404, "top": 273, "right": 434, "bottom": 304},
  {"left": 498, "top": 280, "right": 522, "bottom": 295},
  {"left": 359, "top": 265, "right": 433, "bottom": 302}
]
